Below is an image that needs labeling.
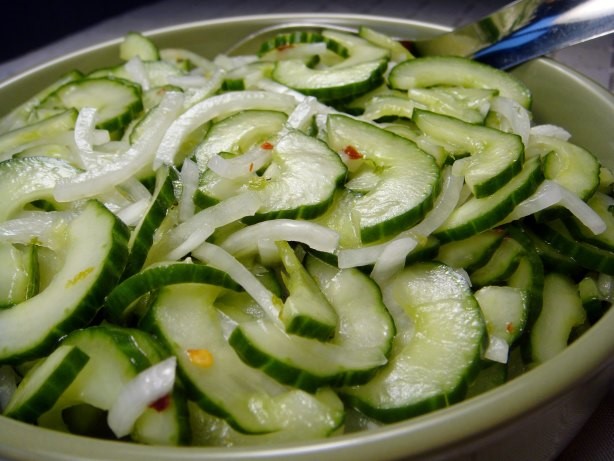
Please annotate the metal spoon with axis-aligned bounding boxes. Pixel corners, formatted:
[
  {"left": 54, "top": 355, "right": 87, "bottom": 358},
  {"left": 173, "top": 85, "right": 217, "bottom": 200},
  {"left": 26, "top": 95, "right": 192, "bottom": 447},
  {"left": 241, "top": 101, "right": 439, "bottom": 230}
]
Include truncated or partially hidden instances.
[{"left": 226, "top": 0, "right": 614, "bottom": 69}]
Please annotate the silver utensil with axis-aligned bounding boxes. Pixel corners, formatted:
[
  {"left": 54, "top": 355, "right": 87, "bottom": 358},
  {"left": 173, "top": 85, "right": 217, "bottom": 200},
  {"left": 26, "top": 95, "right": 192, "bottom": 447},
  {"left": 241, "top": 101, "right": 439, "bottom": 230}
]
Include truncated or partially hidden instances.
[{"left": 226, "top": 0, "right": 614, "bottom": 69}]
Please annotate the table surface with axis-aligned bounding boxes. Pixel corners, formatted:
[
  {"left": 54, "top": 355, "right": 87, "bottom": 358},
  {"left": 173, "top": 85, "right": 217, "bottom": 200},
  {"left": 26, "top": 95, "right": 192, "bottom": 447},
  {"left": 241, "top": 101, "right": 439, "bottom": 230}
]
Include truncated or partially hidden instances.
[{"left": 0, "top": 1, "right": 612, "bottom": 460}]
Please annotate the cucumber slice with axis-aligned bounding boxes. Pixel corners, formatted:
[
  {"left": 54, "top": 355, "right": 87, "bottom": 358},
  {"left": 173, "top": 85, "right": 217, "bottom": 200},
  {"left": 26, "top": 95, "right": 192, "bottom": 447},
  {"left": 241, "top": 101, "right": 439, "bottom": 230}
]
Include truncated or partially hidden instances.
[
  {"left": 142, "top": 283, "right": 344, "bottom": 435},
  {"left": 436, "top": 228, "right": 505, "bottom": 271},
  {"left": 342, "top": 262, "right": 485, "bottom": 423},
  {"left": 105, "top": 261, "right": 242, "bottom": 323},
  {"left": 272, "top": 30, "right": 389, "bottom": 101},
  {"left": 0, "top": 156, "right": 79, "bottom": 222},
  {"left": 413, "top": 109, "right": 524, "bottom": 197},
  {"left": 243, "top": 129, "right": 347, "bottom": 222},
  {"left": 0, "top": 109, "right": 77, "bottom": 162},
  {"left": 578, "top": 275, "right": 610, "bottom": 324},
  {"left": 192, "top": 110, "right": 287, "bottom": 172},
  {"left": 38, "top": 325, "right": 189, "bottom": 445},
  {"left": 433, "top": 156, "right": 543, "bottom": 243},
  {"left": 121, "top": 166, "right": 178, "bottom": 279},
  {"left": 528, "top": 134, "right": 600, "bottom": 201},
  {"left": 358, "top": 26, "right": 413, "bottom": 62},
  {"left": 535, "top": 219, "right": 614, "bottom": 275},
  {"left": 276, "top": 241, "right": 338, "bottom": 341},
  {"left": 530, "top": 273, "right": 586, "bottom": 363},
  {"left": 120, "top": 32, "right": 160, "bottom": 61},
  {"left": 325, "top": 114, "right": 439, "bottom": 244},
  {"left": 229, "top": 255, "right": 394, "bottom": 392},
  {"left": 0, "top": 201, "right": 129, "bottom": 363},
  {"left": 389, "top": 56, "right": 531, "bottom": 109},
  {"left": 0, "top": 243, "right": 38, "bottom": 308},
  {"left": 3, "top": 345, "right": 89, "bottom": 423},
  {"left": 40, "top": 77, "right": 143, "bottom": 138},
  {"left": 475, "top": 285, "right": 528, "bottom": 360},
  {"left": 469, "top": 236, "right": 525, "bottom": 287}
]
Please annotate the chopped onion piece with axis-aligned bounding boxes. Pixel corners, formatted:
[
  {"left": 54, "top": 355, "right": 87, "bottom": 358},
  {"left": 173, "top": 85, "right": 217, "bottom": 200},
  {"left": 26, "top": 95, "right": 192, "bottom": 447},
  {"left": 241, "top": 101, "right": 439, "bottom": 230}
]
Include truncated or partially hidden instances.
[
  {"left": 192, "top": 242, "right": 283, "bottom": 326},
  {"left": 483, "top": 335, "right": 510, "bottom": 364},
  {"left": 257, "top": 238, "right": 281, "bottom": 266},
  {"left": 220, "top": 219, "right": 339, "bottom": 258},
  {"left": 107, "top": 356, "right": 176, "bottom": 438},
  {"left": 208, "top": 146, "right": 272, "bottom": 179},
  {"left": 121, "top": 177, "right": 152, "bottom": 202},
  {"left": 286, "top": 96, "right": 333, "bottom": 132},
  {"left": 73, "top": 107, "right": 111, "bottom": 169},
  {"left": 178, "top": 158, "right": 199, "bottom": 222},
  {"left": 167, "top": 74, "right": 210, "bottom": 89},
  {"left": 125, "top": 57, "right": 150, "bottom": 91},
  {"left": 162, "top": 191, "right": 262, "bottom": 261},
  {"left": 409, "top": 166, "right": 463, "bottom": 238},
  {"left": 505, "top": 180, "right": 606, "bottom": 234},
  {"left": 370, "top": 237, "right": 418, "bottom": 285},
  {"left": 154, "top": 91, "right": 296, "bottom": 169},
  {"left": 183, "top": 68, "right": 226, "bottom": 109},
  {"left": 115, "top": 198, "right": 150, "bottom": 226},
  {"left": 55, "top": 91, "right": 185, "bottom": 202},
  {"left": 530, "top": 124, "right": 572, "bottom": 141},
  {"left": 490, "top": 96, "right": 531, "bottom": 147}
]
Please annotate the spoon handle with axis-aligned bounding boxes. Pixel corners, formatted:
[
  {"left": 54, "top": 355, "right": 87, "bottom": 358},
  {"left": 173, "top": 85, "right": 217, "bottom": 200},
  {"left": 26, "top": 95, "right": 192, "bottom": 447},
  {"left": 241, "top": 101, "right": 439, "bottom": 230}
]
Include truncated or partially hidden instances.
[
  {"left": 414, "top": 0, "right": 614, "bottom": 69},
  {"left": 474, "top": 0, "right": 614, "bottom": 69}
]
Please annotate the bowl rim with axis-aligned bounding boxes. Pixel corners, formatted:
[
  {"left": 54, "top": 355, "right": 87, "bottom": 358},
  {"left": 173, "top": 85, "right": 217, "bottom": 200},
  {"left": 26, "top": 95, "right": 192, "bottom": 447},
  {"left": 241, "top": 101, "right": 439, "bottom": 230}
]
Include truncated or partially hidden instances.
[{"left": 0, "top": 12, "right": 613, "bottom": 461}]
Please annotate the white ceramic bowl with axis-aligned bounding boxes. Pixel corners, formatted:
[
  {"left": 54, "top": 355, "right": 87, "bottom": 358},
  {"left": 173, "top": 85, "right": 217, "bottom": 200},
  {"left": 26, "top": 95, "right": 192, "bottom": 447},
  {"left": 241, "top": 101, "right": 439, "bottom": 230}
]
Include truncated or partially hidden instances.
[{"left": 0, "top": 14, "right": 612, "bottom": 461}]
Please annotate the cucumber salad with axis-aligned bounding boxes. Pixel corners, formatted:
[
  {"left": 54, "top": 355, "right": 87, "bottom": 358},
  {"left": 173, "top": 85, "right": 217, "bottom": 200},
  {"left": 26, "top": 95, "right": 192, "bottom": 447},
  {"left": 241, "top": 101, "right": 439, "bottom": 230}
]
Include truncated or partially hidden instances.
[{"left": 0, "top": 25, "right": 612, "bottom": 446}]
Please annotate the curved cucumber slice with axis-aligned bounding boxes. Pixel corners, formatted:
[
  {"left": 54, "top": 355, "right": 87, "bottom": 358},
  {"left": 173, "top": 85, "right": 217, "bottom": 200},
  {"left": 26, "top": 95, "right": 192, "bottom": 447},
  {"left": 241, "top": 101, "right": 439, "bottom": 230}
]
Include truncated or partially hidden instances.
[
  {"left": 0, "top": 243, "right": 38, "bottom": 308},
  {"left": 276, "top": 241, "right": 338, "bottom": 341},
  {"left": 105, "top": 261, "right": 242, "bottom": 323},
  {"left": 341, "top": 262, "right": 485, "bottom": 423},
  {"left": 38, "top": 325, "right": 189, "bottom": 445},
  {"left": 245, "top": 129, "right": 347, "bottom": 222},
  {"left": 0, "top": 201, "right": 129, "bottom": 363},
  {"left": 528, "top": 134, "right": 600, "bottom": 201},
  {"left": 0, "top": 109, "right": 77, "bottom": 161},
  {"left": 325, "top": 114, "right": 439, "bottom": 244},
  {"left": 389, "top": 56, "right": 531, "bottom": 109},
  {"left": 40, "top": 77, "right": 143, "bottom": 138},
  {"left": 272, "top": 30, "right": 389, "bottom": 101},
  {"left": 3, "top": 345, "right": 89, "bottom": 423},
  {"left": 0, "top": 156, "right": 79, "bottom": 221},
  {"left": 230, "top": 255, "right": 393, "bottom": 392},
  {"left": 413, "top": 109, "right": 524, "bottom": 197},
  {"left": 434, "top": 156, "right": 543, "bottom": 243},
  {"left": 121, "top": 166, "right": 178, "bottom": 279},
  {"left": 193, "top": 110, "right": 288, "bottom": 172},
  {"left": 142, "top": 283, "right": 344, "bottom": 435}
]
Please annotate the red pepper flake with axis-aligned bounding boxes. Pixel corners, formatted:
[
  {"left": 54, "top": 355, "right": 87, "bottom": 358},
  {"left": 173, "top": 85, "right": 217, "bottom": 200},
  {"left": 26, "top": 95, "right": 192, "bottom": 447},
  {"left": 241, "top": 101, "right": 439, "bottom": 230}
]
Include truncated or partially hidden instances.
[
  {"left": 261, "top": 141, "right": 274, "bottom": 150},
  {"left": 277, "top": 44, "right": 295, "bottom": 52},
  {"left": 343, "top": 145, "right": 363, "bottom": 160},
  {"left": 149, "top": 394, "right": 171, "bottom": 412},
  {"left": 505, "top": 322, "right": 515, "bottom": 334}
]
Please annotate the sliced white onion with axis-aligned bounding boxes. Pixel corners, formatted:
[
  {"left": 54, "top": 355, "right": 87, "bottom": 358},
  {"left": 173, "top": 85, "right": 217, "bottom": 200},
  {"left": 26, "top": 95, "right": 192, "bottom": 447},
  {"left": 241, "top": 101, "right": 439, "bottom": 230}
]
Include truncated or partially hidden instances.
[
  {"left": 55, "top": 91, "right": 185, "bottom": 202},
  {"left": 409, "top": 166, "right": 463, "bottom": 238},
  {"left": 107, "top": 356, "right": 176, "bottom": 439},
  {"left": 212, "top": 54, "right": 258, "bottom": 71},
  {"left": 530, "top": 124, "right": 572, "bottom": 141},
  {"left": 162, "top": 191, "right": 262, "bottom": 261},
  {"left": 337, "top": 243, "right": 388, "bottom": 269},
  {"left": 370, "top": 237, "right": 418, "bottom": 285},
  {"left": 160, "top": 48, "right": 216, "bottom": 73},
  {"left": 167, "top": 74, "right": 210, "bottom": 89},
  {"left": 504, "top": 180, "right": 606, "bottom": 234},
  {"left": 257, "top": 238, "right": 281, "bottom": 266},
  {"left": 483, "top": 335, "right": 510, "bottom": 364},
  {"left": 220, "top": 219, "right": 339, "bottom": 258},
  {"left": 207, "top": 146, "right": 272, "bottom": 179},
  {"left": 183, "top": 68, "right": 226, "bottom": 109},
  {"left": 192, "top": 242, "right": 283, "bottom": 326},
  {"left": 597, "top": 273, "right": 614, "bottom": 302},
  {"left": 490, "top": 96, "right": 531, "bottom": 147},
  {"left": 121, "top": 177, "right": 153, "bottom": 202},
  {"left": 286, "top": 96, "right": 333, "bottom": 132},
  {"left": 253, "top": 78, "right": 307, "bottom": 102},
  {"left": 125, "top": 57, "right": 151, "bottom": 91},
  {"left": 115, "top": 198, "right": 150, "bottom": 226},
  {"left": 178, "top": 158, "right": 199, "bottom": 222},
  {"left": 154, "top": 91, "right": 296, "bottom": 169}
]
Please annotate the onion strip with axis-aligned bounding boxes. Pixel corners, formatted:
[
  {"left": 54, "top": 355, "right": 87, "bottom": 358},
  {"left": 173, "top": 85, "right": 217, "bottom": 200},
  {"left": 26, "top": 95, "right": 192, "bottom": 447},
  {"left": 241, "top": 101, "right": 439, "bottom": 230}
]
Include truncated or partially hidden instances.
[{"left": 107, "top": 357, "right": 177, "bottom": 438}]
